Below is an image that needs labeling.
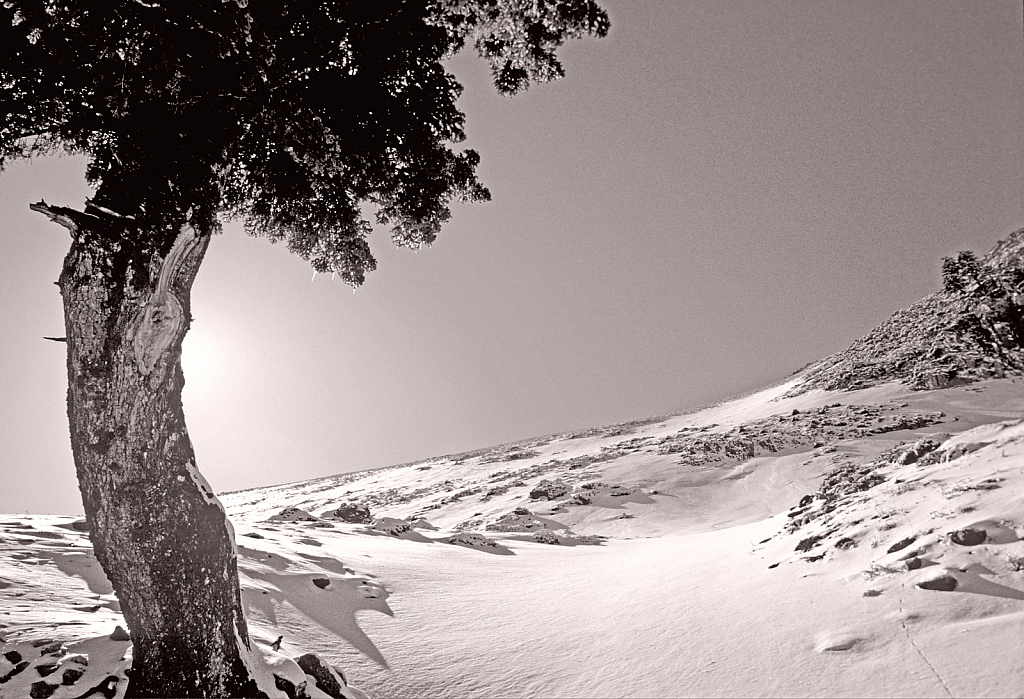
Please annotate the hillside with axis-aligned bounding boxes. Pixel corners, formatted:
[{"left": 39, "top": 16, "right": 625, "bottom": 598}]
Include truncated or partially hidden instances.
[
  {"left": 2, "top": 230, "right": 1024, "bottom": 698},
  {"left": 792, "top": 228, "right": 1024, "bottom": 393}
]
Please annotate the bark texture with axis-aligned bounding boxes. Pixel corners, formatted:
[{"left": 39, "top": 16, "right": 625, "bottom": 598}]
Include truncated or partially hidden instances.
[{"left": 35, "top": 203, "right": 264, "bottom": 697}]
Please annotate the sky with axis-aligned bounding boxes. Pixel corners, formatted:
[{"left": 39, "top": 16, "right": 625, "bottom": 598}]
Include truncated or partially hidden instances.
[{"left": 1, "top": 0, "right": 1022, "bottom": 515}]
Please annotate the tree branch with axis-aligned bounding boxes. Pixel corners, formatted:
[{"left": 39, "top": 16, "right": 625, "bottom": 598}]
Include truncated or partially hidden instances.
[{"left": 29, "top": 200, "right": 80, "bottom": 236}]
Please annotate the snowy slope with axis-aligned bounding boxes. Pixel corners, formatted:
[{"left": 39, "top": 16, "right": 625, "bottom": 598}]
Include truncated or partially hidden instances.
[{"left": 3, "top": 374, "right": 1024, "bottom": 697}]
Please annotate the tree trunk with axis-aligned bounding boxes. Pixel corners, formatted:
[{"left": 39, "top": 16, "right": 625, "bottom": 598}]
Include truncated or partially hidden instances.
[{"left": 34, "top": 203, "right": 265, "bottom": 698}]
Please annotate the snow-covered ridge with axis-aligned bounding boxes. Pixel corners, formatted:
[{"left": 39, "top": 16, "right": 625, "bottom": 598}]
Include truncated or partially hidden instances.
[{"left": 5, "top": 373, "right": 1024, "bottom": 697}]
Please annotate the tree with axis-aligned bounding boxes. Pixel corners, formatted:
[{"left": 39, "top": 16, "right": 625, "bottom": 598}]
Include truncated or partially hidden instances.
[
  {"left": 943, "top": 249, "right": 1024, "bottom": 350},
  {"left": 1, "top": 1, "right": 608, "bottom": 695},
  {"left": 941, "top": 251, "right": 984, "bottom": 294}
]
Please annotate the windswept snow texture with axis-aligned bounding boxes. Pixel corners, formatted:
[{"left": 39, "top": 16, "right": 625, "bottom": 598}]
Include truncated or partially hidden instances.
[{"left": 4, "top": 376, "right": 1024, "bottom": 697}]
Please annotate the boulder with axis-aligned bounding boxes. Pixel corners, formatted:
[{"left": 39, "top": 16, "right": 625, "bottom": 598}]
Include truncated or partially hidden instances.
[
  {"left": 532, "top": 530, "right": 561, "bottom": 545},
  {"left": 35, "top": 663, "right": 59, "bottom": 678},
  {"left": 485, "top": 512, "right": 546, "bottom": 533},
  {"left": 0, "top": 661, "right": 29, "bottom": 684},
  {"left": 265, "top": 651, "right": 308, "bottom": 698},
  {"left": 529, "top": 479, "right": 570, "bottom": 500},
  {"left": 61, "top": 668, "right": 84, "bottom": 686},
  {"left": 886, "top": 536, "right": 916, "bottom": 554},
  {"left": 372, "top": 517, "right": 411, "bottom": 536},
  {"left": 950, "top": 528, "right": 987, "bottom": 546},
  {"left": 295, "top": 653, "right": 348, "bottom": 699},
  {"left": 325, "top": 503, "right": 372, "bottom": 524},
  {"left": 448, "top": 532, "right": 501, "bottom": 549},
  {"left": 29, "top": 681, "right": 57, "bottom": 699},
  {"left": 268, "top": 507, "right": 320, "bottom": 523},
  {"left": 273, "top": 673, "right": 308, "bottom": 698},
  {"left": 918, "top": 575, "right": 958, "bottom": 591}
]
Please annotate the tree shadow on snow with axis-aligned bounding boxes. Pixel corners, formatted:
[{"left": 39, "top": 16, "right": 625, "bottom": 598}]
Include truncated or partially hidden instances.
[{"left": 237, "top": 548, "right": 393, "bottom": 667}]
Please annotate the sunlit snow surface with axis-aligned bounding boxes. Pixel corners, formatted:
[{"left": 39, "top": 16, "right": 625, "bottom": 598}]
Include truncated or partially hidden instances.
[{"left": 4, "top": 377, "right": 1024, "bottom": 697}]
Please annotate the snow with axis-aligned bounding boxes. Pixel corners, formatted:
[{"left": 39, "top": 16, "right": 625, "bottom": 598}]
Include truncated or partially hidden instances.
[{"left": 3, "top": 377, "right": 1024, "bottom": 697}]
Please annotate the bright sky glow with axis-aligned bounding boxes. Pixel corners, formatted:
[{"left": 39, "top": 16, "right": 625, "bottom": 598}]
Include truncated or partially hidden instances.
[{"left": 181, "top": 329, "right": 223, "bottom": 399}]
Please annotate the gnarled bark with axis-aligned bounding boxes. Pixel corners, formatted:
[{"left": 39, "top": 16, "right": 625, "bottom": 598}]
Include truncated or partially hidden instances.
[{"left": 34, "top": 203, "right": 264, "bottom": 697}]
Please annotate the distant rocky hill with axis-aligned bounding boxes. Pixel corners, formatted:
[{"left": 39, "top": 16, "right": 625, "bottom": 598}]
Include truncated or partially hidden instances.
[{"left": 791, "top": 227, "right": 1024, "bottom": 395}]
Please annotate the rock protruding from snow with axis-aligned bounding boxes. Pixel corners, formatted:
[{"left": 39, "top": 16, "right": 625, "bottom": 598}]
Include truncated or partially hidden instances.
[
  {"left": 371, "top": 517, "right": 411, "bottom": 536},
  {"left": 262, "top": 649, "right": 311, "bottom": 698},
  {"left": 657, "top": 404, "right": 945, "bottom": 468},
  {"left": 0, "top": 635, "right": 130, "bottom": 699},
  {"left": 917, "top": 574, "right": 959, "bottom": 591},
  {"left": 295, "top": 653, "right": 350, "bottom": 698},
  {"left": 268, "top": 507, "right": 320, "bottom": 523},
  {"left": 529, "top": 479, "right": 570, "bottom": 500},
  {"left": 446, "top": 532, "right": 512, "bottom": 554},
  {"left": 950, "top": 528, "right": 987, "bottom": 546},
  {"left": 529, "top": 530, "right": 604, "bottom": 546},
  {"left": 323, "top": 503, "right": 373, "bottom": 524},
  {"left": 893, "top": 436, "right": 944, "bottom": 465},
  {"left": 486, "top": 511, "right": 547, "bottom": 533}
]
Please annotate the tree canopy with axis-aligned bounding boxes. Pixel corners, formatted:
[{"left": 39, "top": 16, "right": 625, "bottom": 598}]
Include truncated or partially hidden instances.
[{"left": 1, "top": 0, "right": 609, "bottom": 283}]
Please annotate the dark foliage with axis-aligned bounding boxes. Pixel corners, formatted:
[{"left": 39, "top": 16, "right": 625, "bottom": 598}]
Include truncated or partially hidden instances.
[
  {"left": 1, "top": 0, "right": 608, "bottom": 282},
  {"left": 943, "top": 249, "right": 1024, "bottom": 349},
  {"left": 941, "top": 251, "right": 984, "bottom": 294}
]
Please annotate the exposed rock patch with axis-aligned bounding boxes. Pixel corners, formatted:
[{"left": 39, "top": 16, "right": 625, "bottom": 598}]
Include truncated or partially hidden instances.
[
  {"left": 268, "top": 507, "right": 320, "bottom": 523},
  {"left": 918, "top": 575, "right": 959, "bottom": 592},
  {"left": 371, "top": 517, "right": 411, "bottom": 536},
  {"left": 656, "top": 405, "right": 944, "bottom": 469},
  {"left": 295, "top": 653, "right": 349, "bottom": 699},
  {"left": 789, "top": 228, "right": 1024, "bottom": 395},
  {"left": 323, "top": 503, "right": 372, "bottom": 524},
  {"left": 529, "top": 480, "right": 570, "bottom": 500}
]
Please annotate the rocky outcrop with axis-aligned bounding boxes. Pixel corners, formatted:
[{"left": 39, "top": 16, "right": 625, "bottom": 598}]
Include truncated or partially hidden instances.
[
  {"left": 486, "top": 508, "right": 547, "bottom": 532},
  {"left": 529, "top": 480, "right": 570, "bottom": 500},
  {"left": 656, "top": 405, "right": 944, "bottom": 468},
  {"left": 789, "top": 228, "right": 1024, "bottom": 395}
]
